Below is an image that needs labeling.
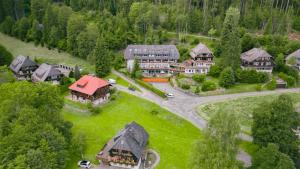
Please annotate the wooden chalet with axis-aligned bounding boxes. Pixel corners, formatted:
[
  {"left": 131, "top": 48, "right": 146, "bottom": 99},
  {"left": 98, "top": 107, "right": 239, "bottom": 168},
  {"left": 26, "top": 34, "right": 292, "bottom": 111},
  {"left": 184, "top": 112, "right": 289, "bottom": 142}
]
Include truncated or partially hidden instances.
[
  {"left": 31, "top": 63, "right": 64, "bottom": 82},
  {"left": 69, "top": 75, "right": 110, "bottom": 102},
  {"left": 9, "top": 55, "right": 39, "bottom": 79},
  {"left": 241, "top": 48, "right": 274, "bottom": 73},
  {"left": 96, "top": 122, "right": 149, "bottom": 169},
  {"left": 287, "top": 49, "right": 300, "bottom": 70}
]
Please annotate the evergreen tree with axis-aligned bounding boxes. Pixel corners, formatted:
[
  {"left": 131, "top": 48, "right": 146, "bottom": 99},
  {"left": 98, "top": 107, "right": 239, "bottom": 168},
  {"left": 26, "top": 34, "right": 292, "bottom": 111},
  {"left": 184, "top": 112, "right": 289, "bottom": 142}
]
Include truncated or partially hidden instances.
[
  {"left": 66, "top": 14, "right": 86, "bottom": 55},
  {"left": 253, "top": 144, "right": 295, "bottom": 169},
  {"left": 0, "top": 44, "right": 13, "bottom": 66},
  {"left": 94, "top": 37, "right": 111, "bottom": 77},
  {"left": 220, "top": 7, "right": 241, "bottom": 69},
  {"left": 219, "top": 67, "right": 235, "bottom": 88},
  {"left": 252, "top": 94, "right": 300, "bottom": 167},
  {"left": 0, "top": 16, "right": 15, "bottom": 35},
  {"left": 74, "top": 65, "right": 80, "bottom": 80}
]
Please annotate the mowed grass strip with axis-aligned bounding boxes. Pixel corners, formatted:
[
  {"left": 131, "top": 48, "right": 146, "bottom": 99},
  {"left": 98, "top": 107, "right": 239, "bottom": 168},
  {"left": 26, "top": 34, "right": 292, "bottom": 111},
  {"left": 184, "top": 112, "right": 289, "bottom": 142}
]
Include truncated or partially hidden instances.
[
  {"left": 197, "top": 93, "right": 300, "bottom": 134},
  {"left": 63, "top": 92, "right": 202, "bottom": 169}
]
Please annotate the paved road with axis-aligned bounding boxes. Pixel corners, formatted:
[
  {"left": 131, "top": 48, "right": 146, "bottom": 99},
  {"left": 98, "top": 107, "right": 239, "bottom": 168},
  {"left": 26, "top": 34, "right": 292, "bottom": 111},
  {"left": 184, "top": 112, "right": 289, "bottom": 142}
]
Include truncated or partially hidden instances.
[{"left": 113, "top": 70, "right": 300, "bottom": 167}]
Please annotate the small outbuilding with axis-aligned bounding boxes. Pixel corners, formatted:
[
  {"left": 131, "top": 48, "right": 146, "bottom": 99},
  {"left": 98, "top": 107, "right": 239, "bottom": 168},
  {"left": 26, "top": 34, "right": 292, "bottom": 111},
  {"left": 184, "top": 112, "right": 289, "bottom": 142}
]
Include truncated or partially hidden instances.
[
  {"left": 9, "top": 55, "right": 38, "bottom": 79},
  {"left": 276, "top": 78, "right": 287, "bottom": 88},
  {"left": 69, "top": 75, "right": 110, "bottom": 103},
  {"left": 31, "top": 63, "right": 63, "bottom": 83}
]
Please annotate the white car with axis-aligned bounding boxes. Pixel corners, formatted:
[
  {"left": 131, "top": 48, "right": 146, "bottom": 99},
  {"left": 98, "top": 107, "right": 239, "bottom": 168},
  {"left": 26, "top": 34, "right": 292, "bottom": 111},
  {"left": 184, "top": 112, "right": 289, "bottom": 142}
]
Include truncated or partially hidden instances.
[
  {"left": 108, "top": 79, "right": 116, "bottom": 84},
  {"left": 165, "top": 93, "right": 174, "bottom": 98},
  {"left": 78, "top": 160, "right": 91, "bottom": 169}
]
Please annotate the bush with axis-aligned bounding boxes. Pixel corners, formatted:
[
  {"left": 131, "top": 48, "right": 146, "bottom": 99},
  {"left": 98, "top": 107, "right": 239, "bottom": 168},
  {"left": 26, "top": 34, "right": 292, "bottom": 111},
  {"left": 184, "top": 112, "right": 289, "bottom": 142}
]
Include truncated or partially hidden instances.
[
  {"left": 235, "top": 69, "right": 269, "bottom": 84},
  {"left": 266, "top": 78, "right": 276, "bottom": 90},
  {"left": 192, "top": 74, "right": 206, "bottom": 83},
  {"left": 194, "top": 86, "right": 200, "bottom": 94},
  {"left": 135, "top": 79, "right": 166, "bottom": 98},
  {"left": 181, "top": 84, "right": 191, "bottom": 90},
  {"left": 208, "top": 65, "right": 222, "bottom": 77},
  {"left": 87, "top": 102, "right": 101, "bottom": 115},
  {"left": 219, "top": 67, "right": 235, "bottom": 88},
  {"left": 278, "top": 72, "right": 296, "bottom": 87},
  {"left": 150, "top": 109, "right": 159, "bottom": 115},
  {"left": 201, "top": 81, "right": 217, "bottom": 92},
  {"left": 255, "top": 84, "right": 262, "bottom": 91},
  {"left": 191, "top": 38, "right": 200, "bottom": 45}
]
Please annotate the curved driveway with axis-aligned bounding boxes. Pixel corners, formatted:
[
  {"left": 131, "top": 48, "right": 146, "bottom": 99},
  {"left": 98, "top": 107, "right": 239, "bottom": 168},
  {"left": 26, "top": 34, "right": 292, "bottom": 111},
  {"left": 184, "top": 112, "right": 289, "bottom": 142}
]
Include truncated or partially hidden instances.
[{"left": 113, "top": 71, "right": 300, "bottom": 167}]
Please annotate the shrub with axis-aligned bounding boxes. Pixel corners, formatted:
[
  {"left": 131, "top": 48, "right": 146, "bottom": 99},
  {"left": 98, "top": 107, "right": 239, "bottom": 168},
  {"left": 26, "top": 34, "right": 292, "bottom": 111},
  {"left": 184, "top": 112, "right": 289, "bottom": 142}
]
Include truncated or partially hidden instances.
[
  {"left": 191, "top": 38, "right": 200, "bottom": 45},
  {"left": 87, "top": 102, "right": 101, "bottom": 115},
  {"left": 192, "top": 74, "right": 206, "bottom": 83},
  {"left": 150, "top": 110, "right": 159, "bottom": 116},
  {"left": 195, "top": 86, "right": 200, "bottom": 94},
  {"left": 201, "top": 81, "right": 217, "bottom": 92},
  {"left": 255, "top": 84, "right": 262, "bottom": 91},
  {"left": 135, "top": 79, "right": 166, "bottom": 98},
  {"left": 219, "top": 67, "right": 235, "bottom": 88},
  {"left": 266, "top": 78, "right": 276, "bottom": 90},
  {"left": 235, "top": 69, "right": 269, "bottom": 84},
  {"left": 181, "top": 84, "right": 191, "bottom": 90},
  {"left": 278, "top": 72, "right": 296, "bottom": 87},
  {"left": 208, "top": 65, "right": 222, "bottom": 77}
]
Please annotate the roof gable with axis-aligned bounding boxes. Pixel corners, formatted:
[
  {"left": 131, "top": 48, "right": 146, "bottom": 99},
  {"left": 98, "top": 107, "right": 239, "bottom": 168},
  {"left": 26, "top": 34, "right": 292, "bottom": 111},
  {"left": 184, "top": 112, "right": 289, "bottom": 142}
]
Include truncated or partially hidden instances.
[
  {"left": 241, "top": 48, "right": 273, "bottom": 62},
  {"left": 124, "top": 45, "right": 179, "bottom": 60},
  {"left": 68, "top": 75, "right": 109, "bottom": 96},
  {"left": 288, "top": 49, "right": 300, "bottom": 58},
  {"left": 9, "top": 55, "right": 37, "bottom": 73},
  {"left": 190, "top": 43, "right": 212, "bottom": 58},
  {"left": 111, "top": 122, "right": 149, "bottom": 159},
  {"left": 32, "top": 63, "right": 62, "bottom": 82}
]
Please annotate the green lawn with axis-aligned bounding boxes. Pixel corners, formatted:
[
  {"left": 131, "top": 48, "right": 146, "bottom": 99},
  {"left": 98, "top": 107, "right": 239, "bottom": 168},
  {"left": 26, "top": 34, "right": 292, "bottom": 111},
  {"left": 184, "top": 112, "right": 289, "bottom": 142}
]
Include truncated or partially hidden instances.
[
  {"left": 197, "top": 93, "right": 300, "bottom": 134},
  {"left": 63, "top": 92, "right": 202, "bottom": 169}
]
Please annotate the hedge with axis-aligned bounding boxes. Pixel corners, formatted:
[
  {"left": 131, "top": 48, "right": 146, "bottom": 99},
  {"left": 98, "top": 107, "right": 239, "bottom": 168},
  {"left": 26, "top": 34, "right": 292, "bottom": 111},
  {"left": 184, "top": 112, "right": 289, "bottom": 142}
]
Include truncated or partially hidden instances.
[{"left": 135, "top": 79, "right": 167, "bottom": 98}]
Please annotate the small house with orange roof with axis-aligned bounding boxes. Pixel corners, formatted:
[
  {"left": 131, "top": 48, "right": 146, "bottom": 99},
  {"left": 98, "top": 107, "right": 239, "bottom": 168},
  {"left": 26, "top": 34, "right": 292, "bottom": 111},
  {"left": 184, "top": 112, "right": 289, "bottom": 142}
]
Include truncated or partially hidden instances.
[{"left": 69, "top": 75, "right": 110, "bottom": 103}]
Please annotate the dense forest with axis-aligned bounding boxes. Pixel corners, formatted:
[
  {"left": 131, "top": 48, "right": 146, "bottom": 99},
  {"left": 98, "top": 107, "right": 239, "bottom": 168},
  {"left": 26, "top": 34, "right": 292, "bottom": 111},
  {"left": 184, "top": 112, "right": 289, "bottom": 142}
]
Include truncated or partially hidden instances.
[
  {"left": 1, "top": 1, "right": 300, "bottom": 169},
  {"left": 1, "top": 0, "right": 300, "bottom": 66}
]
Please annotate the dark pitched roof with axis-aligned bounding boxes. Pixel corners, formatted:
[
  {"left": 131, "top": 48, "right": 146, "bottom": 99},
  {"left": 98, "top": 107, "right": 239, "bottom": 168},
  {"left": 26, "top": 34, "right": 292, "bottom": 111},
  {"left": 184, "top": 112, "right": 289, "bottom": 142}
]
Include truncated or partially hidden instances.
[
  {"left": 124, "top": 45, "right": 179, "bottom": 60},
  {"left": 190, "top": 43, "right": 212, "bottom": 58},
  {"left": 288, "top": 49, "right": 300, "bottom": 59},
  {"left": 31, "top": 63, "right": 62, "bottom": 82},
  {"left": 241, "top": 48, "right": 273, "bottom": 62},
  {"left": 9, "top": 55, "right": 38, "bottom": 73},
  {"left": 111, "top": 122, "right": 149, "bottom": 159}
]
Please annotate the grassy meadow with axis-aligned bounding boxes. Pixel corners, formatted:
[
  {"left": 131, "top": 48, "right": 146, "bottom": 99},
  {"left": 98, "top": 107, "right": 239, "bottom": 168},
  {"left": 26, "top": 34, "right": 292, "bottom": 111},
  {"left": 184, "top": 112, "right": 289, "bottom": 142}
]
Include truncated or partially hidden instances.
[
  {"left": 63, "top": 92, "right": 202, "bottom": 169},
  {"left": 197, "top": 93, "right": 300, "bottom": 134}
]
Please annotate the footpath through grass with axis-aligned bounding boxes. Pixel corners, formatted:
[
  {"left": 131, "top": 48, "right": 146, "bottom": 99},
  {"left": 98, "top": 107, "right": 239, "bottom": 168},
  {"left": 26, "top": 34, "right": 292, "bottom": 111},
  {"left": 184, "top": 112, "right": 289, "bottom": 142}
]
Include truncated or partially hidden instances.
[
  {"left": 63, "top": 92, "right": 202, "bottom": 169},
  {"left": 197, "top": 93, "right": 300, "bottom": 134}
]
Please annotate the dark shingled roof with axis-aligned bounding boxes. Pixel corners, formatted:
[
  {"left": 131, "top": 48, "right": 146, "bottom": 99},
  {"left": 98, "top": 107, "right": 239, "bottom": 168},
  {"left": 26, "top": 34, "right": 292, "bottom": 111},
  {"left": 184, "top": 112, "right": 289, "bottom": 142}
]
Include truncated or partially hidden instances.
[
  {"left": 190, "top": 43, "right": 212, "bottom": 58},
  {"left": 31, "top": 63, "right": 62, "bottom": 82},
  {"left": 9, "top": 55, "right": 38, "bottom": 73},
  {"left": 124, "top": 45, "right": 179, "bottom": 60},
  {"left": 288, "top": 49, "right": 300, "bottom": 59},
  {"left": 111, "top": 122, "right": 149, "bottom": 159},
  {"left": 241, "top": 48, "right": 273, "bottom": 62}
]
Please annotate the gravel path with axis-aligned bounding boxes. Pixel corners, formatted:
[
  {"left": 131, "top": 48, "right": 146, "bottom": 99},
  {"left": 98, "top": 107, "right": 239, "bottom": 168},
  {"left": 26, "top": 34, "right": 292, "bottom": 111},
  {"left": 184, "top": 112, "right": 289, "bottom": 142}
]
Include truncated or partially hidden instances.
[{"left": 113, "top": 70, "right": 300, "bottom": 166}]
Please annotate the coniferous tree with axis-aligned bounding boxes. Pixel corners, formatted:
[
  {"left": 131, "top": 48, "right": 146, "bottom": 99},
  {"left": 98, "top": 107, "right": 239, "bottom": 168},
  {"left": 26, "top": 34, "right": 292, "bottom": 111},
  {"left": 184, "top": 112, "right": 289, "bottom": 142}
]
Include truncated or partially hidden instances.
[
  {"left": 74, "top": 65, "right": 80, "bottom": 80},
  {"left": 220, "top": 7, "right": 241, "bottom": 69},
  {"left": 94, "top": 36, "right": 111, "bottom": 77}
]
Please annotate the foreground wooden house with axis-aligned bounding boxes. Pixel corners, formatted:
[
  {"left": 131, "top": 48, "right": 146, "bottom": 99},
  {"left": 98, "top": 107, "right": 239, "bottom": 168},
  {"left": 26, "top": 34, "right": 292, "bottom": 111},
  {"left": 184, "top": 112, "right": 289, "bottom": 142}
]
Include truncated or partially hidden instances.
[
  {"left": 31, "top": 63, "right": 64, "bottom": 83},
  {"left": 69, "top": 75, "right": 110, "bottom": 103},
  {"left": 124, "top": 45, "right": 179, "bottom": 76},
  {"left": 9, "top": 55, "right": 38, "bottom": 79},
  {"left": 241, "top": 48, "right": 274, "bottom": 73},
  {"left": 96, "top": 122, "right": 149, "bottom": 169},
  {"left": 287, "top": 49, "right": 300, "bottom": 70}
]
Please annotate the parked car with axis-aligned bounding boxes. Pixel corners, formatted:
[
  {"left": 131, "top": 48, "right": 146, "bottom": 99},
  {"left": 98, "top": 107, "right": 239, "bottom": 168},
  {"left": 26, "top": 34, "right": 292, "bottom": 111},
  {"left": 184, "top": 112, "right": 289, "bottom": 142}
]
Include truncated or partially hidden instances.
[
  {"left": 108, "top": 78, "right": 116, "bottom": 84},
  {"left": 165, "top": 93, "right": 174, "bottom": 98},
  {"left": 78, "top": 160, "right": 91, "bottom": 169}
]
